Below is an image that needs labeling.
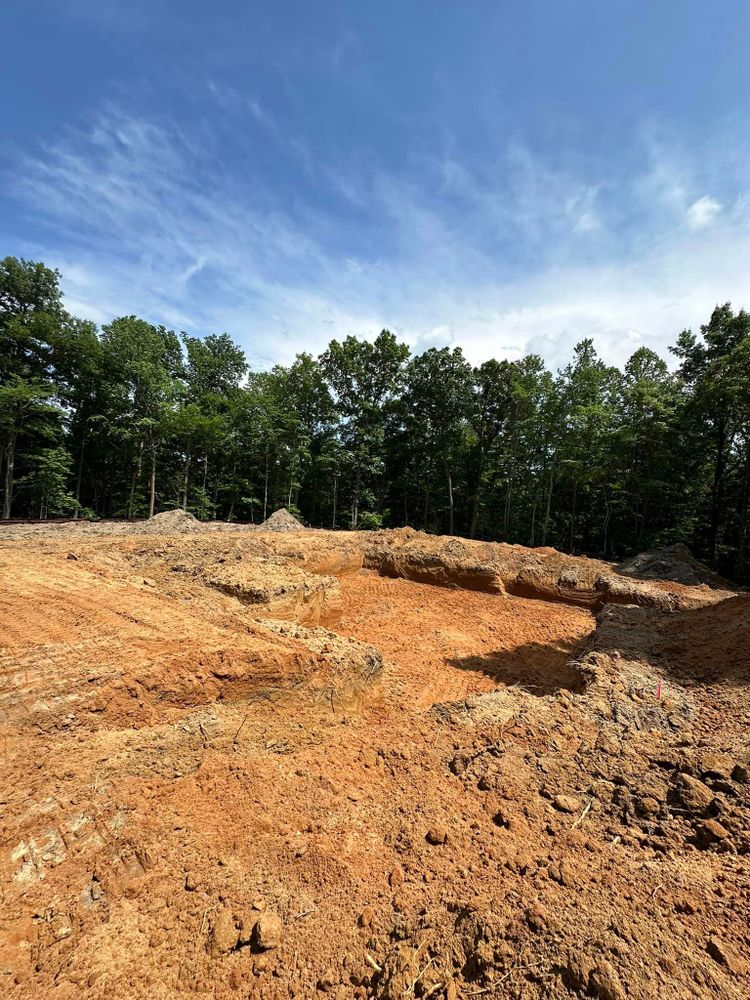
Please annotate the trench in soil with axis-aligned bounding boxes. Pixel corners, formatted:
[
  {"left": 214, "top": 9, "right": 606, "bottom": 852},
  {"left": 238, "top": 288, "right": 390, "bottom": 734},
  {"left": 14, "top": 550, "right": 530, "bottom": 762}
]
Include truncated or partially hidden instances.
[{"left": 325, "top": 572, "right": 595, "bottom": 708}]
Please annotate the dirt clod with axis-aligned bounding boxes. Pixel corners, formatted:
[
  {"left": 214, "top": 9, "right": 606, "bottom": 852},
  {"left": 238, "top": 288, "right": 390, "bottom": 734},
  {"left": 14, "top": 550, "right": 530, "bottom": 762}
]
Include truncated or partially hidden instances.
[
  {"left": 707, "top": 935, "right": 748, "bottom": 976},
  {"left": 425, "top": 826, "right": 448, "bottom": 845},
  {"left": 210, "top": 908, "right": 240, "bottom": 956},
  {"left": 672, "top": 774, "right": 715, "bottom": 814},
  {"left": 553, "top": 794, "right": 582, "bottom": 814},
  {"left": 589, "top": 960, "right": 627, "bottom": 1000},
  {"left": 254, "top": 911, "right": 283, "bottom": 950}
]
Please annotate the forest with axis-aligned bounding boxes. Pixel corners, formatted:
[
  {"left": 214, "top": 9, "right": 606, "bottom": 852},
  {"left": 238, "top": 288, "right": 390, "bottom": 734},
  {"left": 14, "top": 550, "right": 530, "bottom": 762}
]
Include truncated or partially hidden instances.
[{"left": 2, "top": 255, "right": 750, "bottom": 579}]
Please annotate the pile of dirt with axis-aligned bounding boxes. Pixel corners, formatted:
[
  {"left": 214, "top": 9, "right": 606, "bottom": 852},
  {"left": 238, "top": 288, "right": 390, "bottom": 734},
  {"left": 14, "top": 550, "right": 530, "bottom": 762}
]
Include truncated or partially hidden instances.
[
  {"left": 204, "top": 559, "right": 342, "bottom": 624},
  {"left": 618, "top": 542, "right": 729, "bottom": 588},
  {"left": 259, "top": 507, "right": 305, "bottom": 532},
  {"left": 362, "top": 530, "right": 732, "bottom": 610},
  {"left": 1, "top": 524, "right": 749, "bottom": 1000},
  {"left": 140, "top": 508, "right": 205, "bottom": 534},
  {"left": 659, "top": 592, "right": 750, "bottom": 685}
]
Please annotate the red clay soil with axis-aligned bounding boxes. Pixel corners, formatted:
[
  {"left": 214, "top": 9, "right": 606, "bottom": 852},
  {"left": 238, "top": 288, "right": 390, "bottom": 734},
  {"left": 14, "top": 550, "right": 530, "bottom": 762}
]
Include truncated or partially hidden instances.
[
  {"left": 0, "top": 529, "right": 748, "bottom": 1000},
  {"left": 336, "top": 573, "right": 592, "bottom": 706}
]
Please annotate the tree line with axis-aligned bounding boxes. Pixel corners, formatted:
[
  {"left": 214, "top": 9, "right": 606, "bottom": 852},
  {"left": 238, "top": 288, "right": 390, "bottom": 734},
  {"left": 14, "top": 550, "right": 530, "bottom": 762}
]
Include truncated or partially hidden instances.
[{"left": 2, "top": 255, "right": 750, "bottom": 579}]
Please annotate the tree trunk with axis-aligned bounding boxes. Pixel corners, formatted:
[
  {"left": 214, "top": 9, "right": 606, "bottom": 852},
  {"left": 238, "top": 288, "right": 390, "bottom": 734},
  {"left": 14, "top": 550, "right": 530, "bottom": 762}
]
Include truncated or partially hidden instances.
[
  {"left": 569, "top": 480, "right": 578, "bottom": 554},
  {"left": 351, "top": 468, "right": 360, "bottom": 529},
  {"left": 447, "top": 470, "right": 454, "bottom": 536},
  {"left": 469, "top": 449, "right": 484, "bottom": 539},
  {"left": 541, "top": 467, "right": 553, "bottom": 546},
  {"left": 602, "top": 485, "right": 611, "bottom": 558},
  {"left": 2, "top": 433, "right": 16, "bottom": 519},
  {"left": 332, "top": 473, "right": 338, "bottom": 530},
  {"left": 503, "top": 457, "right": 516, "bottom": 537},
  {"left": 709, "top": 416, "right": 728, "bottom": 561},
  {"left": 128, "top": 440, "right": 144, "bottom": 519},
  {"left": 73, "top": 428, "right": 87, "bottom": 519},
  {"left": 148, "top": 439, "right": 157, "bottom": 519},
  {"left": 263, "top": 440, "right": 270, "bottom": 521},
  {"left": 737, "top": 434, "right": 750, "bottom": 576},
  {"left": 182, "top": 445, "right": 191, "bottom": 509}
]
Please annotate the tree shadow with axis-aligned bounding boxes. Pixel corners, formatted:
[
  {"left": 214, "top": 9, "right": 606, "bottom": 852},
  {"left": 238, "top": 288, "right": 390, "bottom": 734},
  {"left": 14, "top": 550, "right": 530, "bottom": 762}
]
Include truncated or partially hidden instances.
[{"left": 446, "top": 638, "right": 588, "bottom": 696}]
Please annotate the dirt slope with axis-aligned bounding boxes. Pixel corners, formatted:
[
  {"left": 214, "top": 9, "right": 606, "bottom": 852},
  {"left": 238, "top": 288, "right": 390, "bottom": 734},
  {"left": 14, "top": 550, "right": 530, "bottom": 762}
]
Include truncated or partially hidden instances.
[{"left": 0, "top": 525, "right": 748, "bottom": 1000}]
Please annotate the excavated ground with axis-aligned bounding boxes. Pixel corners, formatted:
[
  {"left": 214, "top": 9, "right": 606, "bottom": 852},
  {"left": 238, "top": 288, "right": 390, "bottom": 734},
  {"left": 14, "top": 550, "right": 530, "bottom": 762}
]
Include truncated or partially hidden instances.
[{"left": 0, "top": 525, "right": 748, "bottom": 1000}]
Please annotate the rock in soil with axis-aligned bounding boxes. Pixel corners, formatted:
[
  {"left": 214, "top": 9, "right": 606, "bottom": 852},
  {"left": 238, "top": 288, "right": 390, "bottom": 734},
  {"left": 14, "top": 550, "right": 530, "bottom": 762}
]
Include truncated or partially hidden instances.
[{"left": 254, "top": 911, "right": 283, "bottom": 950}]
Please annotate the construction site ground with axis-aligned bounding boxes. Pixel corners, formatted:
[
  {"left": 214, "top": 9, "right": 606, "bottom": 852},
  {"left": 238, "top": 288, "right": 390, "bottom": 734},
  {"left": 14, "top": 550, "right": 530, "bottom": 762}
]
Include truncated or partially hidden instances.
[{"left": 0, "top": 519, "right": 748, "bottom": 999}]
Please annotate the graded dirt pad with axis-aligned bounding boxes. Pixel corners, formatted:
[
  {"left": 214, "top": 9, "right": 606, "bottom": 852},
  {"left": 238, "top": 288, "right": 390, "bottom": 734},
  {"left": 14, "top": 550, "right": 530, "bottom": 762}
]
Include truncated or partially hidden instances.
[{"left": 0, "top": 527, "right": 748, "bottom": 1000}]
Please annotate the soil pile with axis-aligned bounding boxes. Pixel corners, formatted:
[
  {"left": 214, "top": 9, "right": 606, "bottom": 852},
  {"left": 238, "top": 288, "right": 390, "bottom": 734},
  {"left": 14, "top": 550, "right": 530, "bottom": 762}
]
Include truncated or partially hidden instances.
[
  {"left": 140, "top": 508, "right": 204, "bottom": 534},
  {"left": 259, "top": 507, "right": 304, "bottom": 532},
  {"left": 618, "top": 542, "right": 728, "bottom": 588},
  {"left": 363, "top": 530, "right": 732, "bottom": 609},
  {"left": 659, "top": 592, "right": 750, "bottom": 685},
  {"left": 0, "top": 525, "right": 748, "bottom": 1000}
]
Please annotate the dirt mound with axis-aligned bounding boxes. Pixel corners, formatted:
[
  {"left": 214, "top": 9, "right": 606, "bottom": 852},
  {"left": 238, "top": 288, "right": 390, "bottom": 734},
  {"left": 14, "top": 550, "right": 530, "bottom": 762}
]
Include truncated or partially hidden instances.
[
  {"left": 363, "top": 530, "right": 732, "bottom": 610},
  {"left": 618, "top": 542, "right": 728, "bottom": 588},
  {"left": 204, "top": 559, "right": 342, "bottom": 624},
  {"left": 140, "top": 508, "right": 204, "bottom": 534},
  {"left": 659, "top": 593, "right": 750, "bottom": 685},
  {"left": 1, "top": 527, "right": 749, "bottom": 999},
  {"left": 259, "top": 507, "right": 305, "bottom": 532}
]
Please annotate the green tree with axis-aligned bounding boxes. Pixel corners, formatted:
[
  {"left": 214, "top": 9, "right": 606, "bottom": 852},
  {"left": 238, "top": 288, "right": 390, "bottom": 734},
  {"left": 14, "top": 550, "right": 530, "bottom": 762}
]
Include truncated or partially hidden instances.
[
  {"left": 672, "top": 304, "right": 750, "bottom": 561},
  {"left": 0, "top": 257, "right": 66, "bottom": 518},
  {"left": 321, "top": 330, "right": 409, "bottom": 528},
  {"left": 406, "top": 347, "right": 473, "bottom": 535},
  {"left": 100, "top": 317, "right": 182, "bottom": 518}
]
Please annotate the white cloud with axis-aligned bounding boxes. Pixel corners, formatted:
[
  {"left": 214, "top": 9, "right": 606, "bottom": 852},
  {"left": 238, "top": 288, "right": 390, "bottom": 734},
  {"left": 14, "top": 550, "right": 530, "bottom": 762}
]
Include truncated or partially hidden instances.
[
  {"left": 685, "top": 195, "right": 722, "bottom": 230},
  {"left": 6, "top": 102, "right": 750, "bottom": 373}
]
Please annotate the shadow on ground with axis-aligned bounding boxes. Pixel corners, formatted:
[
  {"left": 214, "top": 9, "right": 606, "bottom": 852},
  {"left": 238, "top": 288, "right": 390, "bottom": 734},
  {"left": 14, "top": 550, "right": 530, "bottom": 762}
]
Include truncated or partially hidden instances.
[{"left": 446, "top": 638, "right": 587, "bottom": 696}]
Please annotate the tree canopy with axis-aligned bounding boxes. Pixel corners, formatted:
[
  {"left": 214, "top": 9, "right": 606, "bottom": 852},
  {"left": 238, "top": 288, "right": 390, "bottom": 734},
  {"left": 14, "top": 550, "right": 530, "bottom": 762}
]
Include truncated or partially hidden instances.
[{"left": 2, "top": 256, "right": 750, "bottom": 580}]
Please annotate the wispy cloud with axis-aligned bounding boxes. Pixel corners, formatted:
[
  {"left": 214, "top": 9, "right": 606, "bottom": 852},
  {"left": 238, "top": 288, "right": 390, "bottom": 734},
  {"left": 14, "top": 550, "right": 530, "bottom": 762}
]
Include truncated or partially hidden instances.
[
  {"left": 5, "top": 96, "right": 750, "bottom": 372},
  {"left": 685, "top": 195, "right": 722, "bottom": 230}
]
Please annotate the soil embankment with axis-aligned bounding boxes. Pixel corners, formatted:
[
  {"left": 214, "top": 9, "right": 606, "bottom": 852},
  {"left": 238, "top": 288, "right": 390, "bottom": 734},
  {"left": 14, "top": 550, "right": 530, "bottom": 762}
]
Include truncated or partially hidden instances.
[{"left": 0, "top": 523, "right": 747, "bottom": 999}]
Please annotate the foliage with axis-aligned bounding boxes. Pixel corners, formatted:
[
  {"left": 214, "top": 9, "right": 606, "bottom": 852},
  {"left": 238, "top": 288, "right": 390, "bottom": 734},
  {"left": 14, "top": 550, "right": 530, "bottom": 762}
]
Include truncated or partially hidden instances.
[{"left": 3, "top": 256, "right": 750, "bottom": 580}]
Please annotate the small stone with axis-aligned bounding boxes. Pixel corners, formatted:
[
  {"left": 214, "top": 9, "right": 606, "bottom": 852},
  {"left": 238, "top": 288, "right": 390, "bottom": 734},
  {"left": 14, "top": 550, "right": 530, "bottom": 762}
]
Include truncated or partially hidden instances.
[
  {"left": 553, "top": 794, "right": 581, "bottom": 814},
  {"left": 589, "top": 959, "right": 626, "bottom": 1000},
  {"left": 184, "top": 871, "right": 200, "bottom": 891},
  {"left": 525, "top": 904, "right": 548, "bottom": 932},
  {"left": 426, "top": 826, "right": 448, "bottom": 845},
  {"left": 66, "top": 552, "right": 78, "bottom": 561},
  {"left": 51, "top": 914, "right": 73, "bottom": 940},
  {"left": 672, "top": 774, "right": 713, "bottom": 814},
  {"left": 358, "top": 907, "right": 374, "bottom": 928},
  {"left": 699, "top": 753, "right": 733, "bottom": 780},
  {"left": 695, "top": 819, "right": 730, "bottom": 847},
  {"left": 388, "top": 865, "right": 404, "bottom": 888},
  {"left": 732, "top": 756, "right": 749, "bottom": 784},
  {"left": 254, "top": 911, "right": 283, "bottom": 950},
  {"left": 707, "top": 935, "right": 748, "bottom": 976},
  {"left": 210, "top": 908, "right": 239, "bottom": 956},
  {"left": 449, "top": 755, "right": 468, "bottom": 776},
  {"left": 636, "top": 796, "right": 660, "bottom": 818}
]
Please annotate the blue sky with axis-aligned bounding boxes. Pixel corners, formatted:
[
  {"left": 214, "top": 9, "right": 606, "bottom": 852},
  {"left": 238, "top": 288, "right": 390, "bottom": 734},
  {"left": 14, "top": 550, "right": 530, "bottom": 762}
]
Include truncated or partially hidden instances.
[{"left": 2, "top": 1, "right": 750, "bottom": 370}]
